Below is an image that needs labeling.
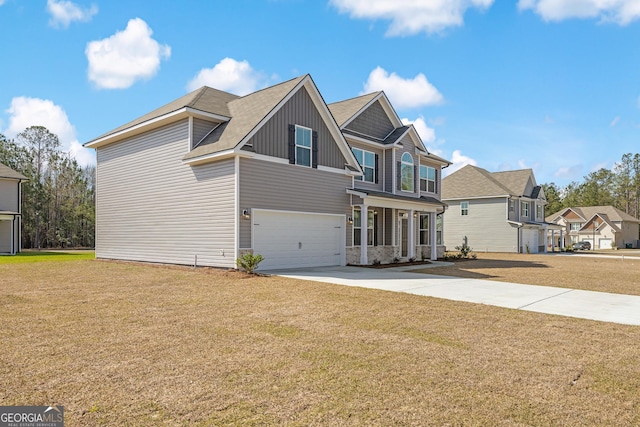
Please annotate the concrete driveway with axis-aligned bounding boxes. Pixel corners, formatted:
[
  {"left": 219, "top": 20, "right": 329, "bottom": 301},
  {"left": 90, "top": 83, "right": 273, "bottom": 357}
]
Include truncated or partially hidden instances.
[{"left": 267, "top": 265, "right": 640, "bottom": 326}]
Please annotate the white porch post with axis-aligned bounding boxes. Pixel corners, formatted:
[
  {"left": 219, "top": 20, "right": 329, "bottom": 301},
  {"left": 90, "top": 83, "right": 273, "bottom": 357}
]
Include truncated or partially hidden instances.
[
  {"left": 543, "top": 225, "right": 548, "bottom": 253},
  {"left": 360, "top": 204, "right": 368, "bottom": 265},
  {"left": 408, "top": 209, "right": 415, "bottom": 259},
  {"left": 430, "top": 212, "right": 437, "bottom": 260},
  {"left": 10, "top": 217, "right": 15, "bottom": 255},
  {"left": 559, "top": 230, "right": 564, "bottom": 249}
]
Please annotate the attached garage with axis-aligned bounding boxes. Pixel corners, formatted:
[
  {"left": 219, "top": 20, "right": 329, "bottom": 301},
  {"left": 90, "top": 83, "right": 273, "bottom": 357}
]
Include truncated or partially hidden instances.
[
  {"left": 599, "top": 238, "right": 612, "bottom": 249},
  {"left": 521, "top": 228, "right": 539, "bottom": 253},
  {"left": 252, "top": 209, "right": 345, "bottom": 270}
]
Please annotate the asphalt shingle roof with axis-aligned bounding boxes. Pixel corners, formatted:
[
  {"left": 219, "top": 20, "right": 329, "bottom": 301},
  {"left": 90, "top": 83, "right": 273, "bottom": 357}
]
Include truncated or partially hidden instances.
[
  {"left": 0, "top": 162, "right": 27, "bottom": 180},
  {"left": 327, "top": 92, "right": 380, "bottom": 127},
  {"left": 546, "top": 206, "right": 640, "bottom": 224}
]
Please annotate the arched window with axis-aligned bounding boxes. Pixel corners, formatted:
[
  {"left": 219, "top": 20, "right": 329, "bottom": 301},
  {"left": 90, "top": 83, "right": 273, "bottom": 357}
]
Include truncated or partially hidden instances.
[{"left": 401, "top": 152, "right": 414, "bottom": 191}]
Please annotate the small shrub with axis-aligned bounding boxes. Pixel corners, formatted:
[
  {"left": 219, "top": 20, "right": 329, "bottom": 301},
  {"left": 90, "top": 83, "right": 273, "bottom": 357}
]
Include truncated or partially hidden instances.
[
  {"left": 454, "top": 239, "right": 474, "bottom": 259},
  {"left": 392, "top": 257, "right": 400, "bottom": 264},
  {"left": 409, "top": 257, "right": 416, "bottom": 263},
  {"left": 236, "top": 253, "right": 264, "bottom": 274}
]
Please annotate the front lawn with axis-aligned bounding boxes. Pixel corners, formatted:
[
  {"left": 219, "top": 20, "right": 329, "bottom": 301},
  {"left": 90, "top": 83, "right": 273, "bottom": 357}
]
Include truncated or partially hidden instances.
[
  {"left": 0, "top": 250, "right": 95, "bottom": 264},
  {"left": 1, "top": 259, "right": 639, "bottom": 425}
]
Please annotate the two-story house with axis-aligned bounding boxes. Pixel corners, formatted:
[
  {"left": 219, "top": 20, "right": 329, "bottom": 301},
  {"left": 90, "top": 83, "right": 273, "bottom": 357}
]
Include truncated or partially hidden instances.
[
  {"left": 0, "top": 162, "right": 27, "bottom": 255},
  {"left": 84, "top": 74, "right": 450, "bottom": 269},
  {"left": 546, "top": 206, "right": 640, "bottom": 249},
  {"left": 442, "top": 165, "right": 553, "bottom": 253}
]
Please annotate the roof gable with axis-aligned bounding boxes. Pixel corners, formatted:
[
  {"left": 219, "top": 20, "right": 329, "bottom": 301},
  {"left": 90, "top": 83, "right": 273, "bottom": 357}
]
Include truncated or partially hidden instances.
[{"left": 492, "top": 169, "right": 536, "bottom": 197}]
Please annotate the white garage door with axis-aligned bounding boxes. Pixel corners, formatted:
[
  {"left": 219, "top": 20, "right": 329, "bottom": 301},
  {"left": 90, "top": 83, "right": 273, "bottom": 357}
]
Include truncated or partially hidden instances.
[
  {"left": 253, "top": 210, "right": 345, "bottom": 270},
  {"left": 599, "top": 238, "right": 612, "bottom": 249}
]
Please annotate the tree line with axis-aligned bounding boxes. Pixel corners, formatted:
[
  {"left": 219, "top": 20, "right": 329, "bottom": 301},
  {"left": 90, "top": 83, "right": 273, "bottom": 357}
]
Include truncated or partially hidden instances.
[
  {"left": 0, "top": 126, "right": 95, "bottom": 249},
  {"left": 542, "top": 153, "right": 640, "bottom": 218}
]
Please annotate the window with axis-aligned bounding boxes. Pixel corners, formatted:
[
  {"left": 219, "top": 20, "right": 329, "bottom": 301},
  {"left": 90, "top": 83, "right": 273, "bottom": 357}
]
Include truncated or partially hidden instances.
[
  {"left": 352, "top": 148, "right": 376, "bottom": 182},
  {"left": 461, "top": 201, "right": 469, "bottom": 216},
  {"left": 401, "top": 152, "right": 414, "bottom": 192},
  {"left": 536, "top": 204, "right": 543, "bottom": 219},
  {"left": 570, "top": 222, "right": 582, "bottom": 231},
  {"left": 420, "top": 165, "right": 436, "bottom": 193},
  {"left": 509, "top": 200, "right": 515, "bottom": 212},
  {"left": 353, "top": 208, "right": 374, "bottom": 246},
  {"left": 295, "top": 125, "right": 312, "bottom": 167},
  {"left": 436, "top": 215, "right": 443, "bottom": 245},
  {"left": 521, "top": 201, "right": 529, "bottom": 218},
  {"left": 419, "top": 214, "right": 430, "bottom": 245}
]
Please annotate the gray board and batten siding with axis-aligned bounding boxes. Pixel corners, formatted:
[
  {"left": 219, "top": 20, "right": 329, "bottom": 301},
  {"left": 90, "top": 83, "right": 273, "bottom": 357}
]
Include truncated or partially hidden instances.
[
  {"left": 96, "top": 120, "right": 236, "bottom": 268},
  {"left": 246, "top": 87, "right": 348, "bottom": 169}
]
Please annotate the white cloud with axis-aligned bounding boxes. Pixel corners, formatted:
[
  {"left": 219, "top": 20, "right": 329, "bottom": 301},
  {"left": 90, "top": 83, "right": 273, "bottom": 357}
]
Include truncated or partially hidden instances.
[
  {"left": 186, "top": 58, "right": 263, "bottom": 95},
  {"left": 4, "top": 97, "right": 94, "bottom": 166},
  {"left": 85, "top": 18, "right": 171, "bottom": 89},
  {"left": 518, "top": 0, "right": 640, "bottom": 25},
  {"left": 554, "top": 164, "right": 582, "bottom": 179},
  {"left": 362, "top": 67, "right": 443, "bottom": 109},
  {"left": 610, "top": 116, "right": 620, "bottom": 127},
  {"left": 330, "top": 0, "right": 494, "bottom": 35},
  {"left": 445, "top": 149, "right": 478, "bottom": 176},
  {"left": 402, "top": 116, "right": 436, "bottom": 144},
  {"left": 47, "top": 0, "right": 98, "bottom": 28}
]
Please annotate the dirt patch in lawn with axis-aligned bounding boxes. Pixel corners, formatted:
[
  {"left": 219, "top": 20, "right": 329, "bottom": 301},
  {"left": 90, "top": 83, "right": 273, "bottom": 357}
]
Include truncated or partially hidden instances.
[
  {"left": 2, "top": 260, "right": 640, "bottom": 426},
  {"left": 410, "top": 252, "right": 640, "bottom": 296}
]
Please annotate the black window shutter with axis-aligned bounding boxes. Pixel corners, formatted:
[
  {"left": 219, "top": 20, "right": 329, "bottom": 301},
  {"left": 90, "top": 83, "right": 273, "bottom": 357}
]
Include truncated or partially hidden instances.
[
  {"left": 288, "top": 124, "right": 295, "bottom": 164},
  {"left": 414, "top": 165, "right": 418, "bottom": 192},
  {"left": 435, "top": 169, "right": 439, "bottom": 194},
  {"left": 396, "top": 162, "right": 401, "bottom": 190},
  {"left": 374, "top": 154, "right": 379, "bottom": 184},
  {"left": 312, "top": 131, "right": 318, "bottom": 168}
]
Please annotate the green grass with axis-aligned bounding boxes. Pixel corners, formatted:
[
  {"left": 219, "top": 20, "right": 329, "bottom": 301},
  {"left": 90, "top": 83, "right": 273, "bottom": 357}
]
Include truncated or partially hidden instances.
[{"left": 0, "top": 251, "right": 95, "bottom": 263}]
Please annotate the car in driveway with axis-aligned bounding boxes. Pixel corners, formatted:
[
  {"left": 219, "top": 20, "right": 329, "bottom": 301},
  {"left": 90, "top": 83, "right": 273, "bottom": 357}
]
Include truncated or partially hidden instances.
[{"left": 573, "top": 241, "right": 592, "bottom": 250}]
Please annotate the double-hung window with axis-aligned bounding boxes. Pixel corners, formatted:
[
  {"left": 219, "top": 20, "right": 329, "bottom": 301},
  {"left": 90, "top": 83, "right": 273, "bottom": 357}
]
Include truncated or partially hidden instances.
[
  {"left": 536, "top": 204, "right": 543, "bottom": 220},
  {"left": 419, "top": 214, "right": 430, "bottom": 245},
  {"left": 521, "top": 201, "right": 529, "bottom": 218},
  {"left": 352, "top": 148, "right": 376, "bottom": 182},
  {"left": 570, "top": 223, "right": 582, "bottom": 231},
  {"left": 461, "top": 201, "right": 469, "bottom": 216},
  {"left": 401, "top": 153, "right": 414, "bottom": 192},
  {"left": 420, "top": 166, "right": 436, "bottom": 193},
  {"left": 295, "top": 125, "right": 312, "bottom": 167},
  {"left": 353, "top": 208, "right": 374, "bottom": 246}
]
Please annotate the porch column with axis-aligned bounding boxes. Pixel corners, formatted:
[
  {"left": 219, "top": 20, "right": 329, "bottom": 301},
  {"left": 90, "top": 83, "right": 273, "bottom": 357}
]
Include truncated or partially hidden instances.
[
  {"left": 360, "top": 204, "right": 368, "bottom": 265},
  {"left": 559, "top": 230, "right": 564, "bottom": 249},
  {"left": 550, "top": 230, "right": 555, "bottom": 252},
  {"left": 543, "top": 225, "right": 548, "bottom": 253},
  {"left": 408, "top": 209, "right": 415, "bottom": 259},
  {"left": 430, "top": 212, "right": 437, "bottom": 260},
  {"left": 11, "top": 217, "right": 15, "bottom": 255}
]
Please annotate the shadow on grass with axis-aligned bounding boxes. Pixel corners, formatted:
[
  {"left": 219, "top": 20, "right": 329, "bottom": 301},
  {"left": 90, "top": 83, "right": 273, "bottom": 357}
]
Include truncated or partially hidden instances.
[{"left": 412, "top": 258, "right": 550, "bottom": 280}]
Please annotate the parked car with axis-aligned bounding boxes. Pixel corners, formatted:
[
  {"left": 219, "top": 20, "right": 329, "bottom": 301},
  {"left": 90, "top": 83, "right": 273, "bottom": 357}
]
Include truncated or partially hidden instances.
[{"left": 573, "top": 241, "right": 592, "bottom": 250}]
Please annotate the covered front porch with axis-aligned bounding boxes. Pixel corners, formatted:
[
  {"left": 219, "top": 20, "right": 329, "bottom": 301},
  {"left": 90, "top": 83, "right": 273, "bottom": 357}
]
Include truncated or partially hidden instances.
[{"left": 346, "top": 189, "right": 446, "bottom": 265}]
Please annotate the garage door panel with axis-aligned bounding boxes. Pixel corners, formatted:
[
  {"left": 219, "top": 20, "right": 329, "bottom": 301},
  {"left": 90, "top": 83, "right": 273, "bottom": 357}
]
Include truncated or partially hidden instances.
[{"left": 253, "top": 210, "right": 344, "bottom": 270}]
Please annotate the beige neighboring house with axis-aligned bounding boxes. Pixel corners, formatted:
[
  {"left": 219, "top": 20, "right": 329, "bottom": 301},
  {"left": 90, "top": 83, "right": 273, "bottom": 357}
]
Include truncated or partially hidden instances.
[
  {"left": 0, "top": 162, "right": 27, "bottom": 255},
  {"left": 546, "top": 206, "right": 640, "bottom": 249},
  {"left": 442, "top": 165, "right": 558, "bottom": 253}
]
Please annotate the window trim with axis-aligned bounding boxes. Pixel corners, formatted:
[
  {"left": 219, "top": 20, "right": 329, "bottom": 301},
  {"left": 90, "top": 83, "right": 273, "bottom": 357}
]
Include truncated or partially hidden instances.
[
  {"left": 401, "top": 152, "right": 414, "bottom": 192},
  {"left": 419, "top": 213, "right": 430, "bottom": 245},
  {"left": 521, "top": 201, "right": 529, "bottom": 218},
  {"left": 352, "top": 147, "right": 376, "bottom": 183},
  {"left": 419, "top": 165, "right": 437, "bottom": 193},
  {"left": 353, "top": 208, "right": 374, "bottom": 246},
  {"left": 536, "top": 204, "right": 543, "bottom": 220},
  {"left": 295, "top": 124, "right": 312, "bottom": 167},
  {"left": 461, "top": 201, "right": 469, "bottom": 216}
]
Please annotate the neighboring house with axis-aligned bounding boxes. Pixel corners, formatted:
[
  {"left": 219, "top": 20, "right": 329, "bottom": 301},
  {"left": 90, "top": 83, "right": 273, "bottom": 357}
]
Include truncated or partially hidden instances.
[
  {"left": 546, "top": 206, "right": 640, "bottom": 249},
  {"left": 84, "top": 74, "right": 450, "bottom": 270},
  {"left": 442, "top": 165, "right": 556, "bottom": 253},
  {"left": 0, "top": 162, "right": 27, "bottom": 255}
]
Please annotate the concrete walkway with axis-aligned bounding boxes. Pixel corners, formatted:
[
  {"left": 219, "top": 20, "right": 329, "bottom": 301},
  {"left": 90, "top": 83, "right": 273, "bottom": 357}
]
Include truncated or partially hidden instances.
[{"left": 267, "top": 264, "right": 640, "bottom": 326}]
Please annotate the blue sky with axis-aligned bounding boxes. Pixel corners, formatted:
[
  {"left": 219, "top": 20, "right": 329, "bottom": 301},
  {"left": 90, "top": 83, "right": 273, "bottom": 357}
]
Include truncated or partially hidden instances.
[{"left": 1, "top": 0, "right": 640, "bottom": 186}]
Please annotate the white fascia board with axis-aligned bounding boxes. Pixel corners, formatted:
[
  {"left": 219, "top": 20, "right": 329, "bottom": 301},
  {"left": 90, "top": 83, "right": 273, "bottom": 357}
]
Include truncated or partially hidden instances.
[
  {"left": 344, "top": 134, "right": 389, "bottom": 149},
  {"left": 375, "top": 92, "right": 403, "bottom": 127},
  {"left": 346, "top": 189, "right": 441, "bottom": 211},
  {"left": 240, "top": 151, "right": 352, "bottom": 175},
  {"left": 182, "top": 149, "right": 236, "bottom": 166},
  {"left": 442, "top": 195, "right": 511, "bottom": 201},
  {"left": 85, "top": 107, "right": 230, "bottom": 149}
]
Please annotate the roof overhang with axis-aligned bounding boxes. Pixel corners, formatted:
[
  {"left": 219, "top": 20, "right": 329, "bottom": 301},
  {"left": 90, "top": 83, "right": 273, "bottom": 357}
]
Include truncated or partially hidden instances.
[
  {"left": 181, "top": 149, "right": 236, "bottom": 166},
  {"left": 84, "top": 107, "right": 230, "bottom": 149},
  {"left": 348, "top": 189, "right": 446, "bottom": 212}
]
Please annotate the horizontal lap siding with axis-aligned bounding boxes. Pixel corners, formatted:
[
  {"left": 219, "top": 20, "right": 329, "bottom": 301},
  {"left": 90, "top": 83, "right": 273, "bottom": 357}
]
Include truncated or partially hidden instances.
[
  {"left": 443, "top": 199, "right": 518, "bottom": 252},
  {"left": 238, "top": 158, "right": 351, "bottom": 248},
  {"left": 0, "top": 179, "right": 19, "bottom": 212},
  {"left": 0, "top": 221, "right": 10, "bottom": 252},
  {"left": 96, "top": 120, "right": 236, "bottom": 267}
]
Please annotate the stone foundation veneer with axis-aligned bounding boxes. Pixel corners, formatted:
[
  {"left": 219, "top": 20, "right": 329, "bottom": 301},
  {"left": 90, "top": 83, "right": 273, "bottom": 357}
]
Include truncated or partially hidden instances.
[{"left": 347, "top": 245, "right": 445, "bottom": 265}]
